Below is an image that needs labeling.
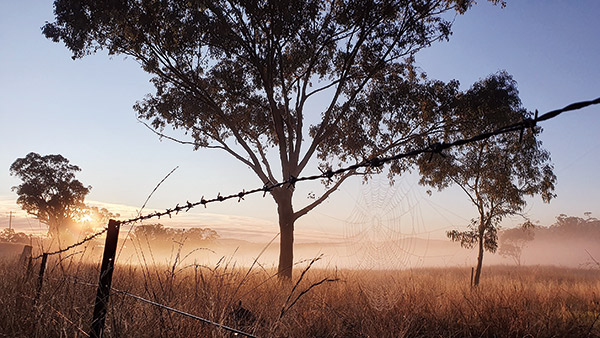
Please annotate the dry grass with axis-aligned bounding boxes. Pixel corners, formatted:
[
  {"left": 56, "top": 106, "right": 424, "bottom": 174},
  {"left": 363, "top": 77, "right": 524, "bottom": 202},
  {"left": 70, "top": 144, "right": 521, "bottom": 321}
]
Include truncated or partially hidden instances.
[{"left": 1, "top": 255, "right": 599, "bottom": 338}]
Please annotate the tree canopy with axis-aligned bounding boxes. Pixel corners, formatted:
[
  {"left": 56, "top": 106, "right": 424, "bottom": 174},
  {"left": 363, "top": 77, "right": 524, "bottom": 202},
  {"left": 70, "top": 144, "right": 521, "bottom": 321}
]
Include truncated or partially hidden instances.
[
  {"left": 417, "top": 72, "right": 556, "bottom": 285},
  {"left": 10, "top": 152, "right": 91, "bottom": 237},
  {"left": 44, "top": 0, "right": 505, "bottom": 277}
]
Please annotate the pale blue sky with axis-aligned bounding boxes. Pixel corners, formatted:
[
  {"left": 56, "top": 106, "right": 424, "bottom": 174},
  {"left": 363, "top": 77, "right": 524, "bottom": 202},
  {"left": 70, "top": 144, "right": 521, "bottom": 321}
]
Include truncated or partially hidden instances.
[{"left": 0, "top": 1, "right": 598, "bottom": 241}]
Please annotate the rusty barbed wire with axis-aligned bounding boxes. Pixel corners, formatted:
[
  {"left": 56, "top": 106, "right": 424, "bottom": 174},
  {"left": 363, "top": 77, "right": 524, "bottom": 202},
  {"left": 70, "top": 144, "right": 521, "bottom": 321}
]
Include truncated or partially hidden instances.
[
  {"left": 29, "top": 97, "right": 600, "bottom": 258},
  {"left": 32, "top": 228, "right": 108, "bottom": 260},
  {"left": 114, "top": 97, "right": 600, "bottom": 226}
]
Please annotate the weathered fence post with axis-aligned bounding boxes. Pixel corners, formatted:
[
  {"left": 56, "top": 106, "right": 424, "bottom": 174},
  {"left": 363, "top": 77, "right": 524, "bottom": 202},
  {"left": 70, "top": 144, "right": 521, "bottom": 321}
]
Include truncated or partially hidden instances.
[
  {"left": 19, "top": 245, "right": 32, "bottom": 267},
  {"left": 34, "top": 253, "right": 48, "bottom": 303},
  {"left": 90, "top": 219, "right": 120, "bottom": 338},
  {"left": 470, "top": 267, "right": 474, "bottom": 289}
]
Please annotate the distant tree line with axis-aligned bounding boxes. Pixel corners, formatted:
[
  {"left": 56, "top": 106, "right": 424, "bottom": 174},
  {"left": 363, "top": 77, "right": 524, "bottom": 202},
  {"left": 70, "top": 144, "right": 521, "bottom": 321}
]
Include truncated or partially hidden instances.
[
  {"left": 132, "top": 223, "right": 219, "bottom": 245},
  {"left": 537, "top": 213, "right": 600, "bottom": 240},
  {"left": 499, "top": 213, "right": 600, "bottom": 265},
  {"left": 0, "top": 228, "right": 29, "bottom": 244}
]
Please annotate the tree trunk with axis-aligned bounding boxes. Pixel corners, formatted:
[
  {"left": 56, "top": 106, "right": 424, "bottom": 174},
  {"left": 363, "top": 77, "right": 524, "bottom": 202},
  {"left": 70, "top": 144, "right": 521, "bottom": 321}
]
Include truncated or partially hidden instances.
[
  {"left": 474, "top": 231, "right": 484, "bottom": 287},
  {"left": 274, "top": 188, "right": 295, "bottom": 279}
]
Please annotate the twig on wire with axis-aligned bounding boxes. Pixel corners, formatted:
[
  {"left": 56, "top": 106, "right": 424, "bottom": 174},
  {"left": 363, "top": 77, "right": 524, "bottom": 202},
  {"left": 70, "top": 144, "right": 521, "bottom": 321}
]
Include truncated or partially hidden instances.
[{"left": 117, "top": 165, "right": 179, "bottom": 261}]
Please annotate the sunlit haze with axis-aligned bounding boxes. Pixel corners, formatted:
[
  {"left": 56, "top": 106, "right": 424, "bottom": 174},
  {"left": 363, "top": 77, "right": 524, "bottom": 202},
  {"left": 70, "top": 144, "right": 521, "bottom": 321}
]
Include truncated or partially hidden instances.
[{"left": 1, "top": 1, "right": 599, "bottom": 266}]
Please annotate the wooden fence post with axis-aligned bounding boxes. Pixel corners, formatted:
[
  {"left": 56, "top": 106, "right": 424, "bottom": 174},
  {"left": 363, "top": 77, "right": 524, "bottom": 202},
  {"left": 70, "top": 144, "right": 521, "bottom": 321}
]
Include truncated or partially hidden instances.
[
  {"left": 470, "top": 267, "right": 474, "bottom": 289},
  {"left": 90, "top": 219, "right": 120, "bottom": 338},
  {"left": 19, "top": 245, "right": 32, "bottom": 267},
  {"left": 34, "top": 253, "right": 48, "bottom": 303}
]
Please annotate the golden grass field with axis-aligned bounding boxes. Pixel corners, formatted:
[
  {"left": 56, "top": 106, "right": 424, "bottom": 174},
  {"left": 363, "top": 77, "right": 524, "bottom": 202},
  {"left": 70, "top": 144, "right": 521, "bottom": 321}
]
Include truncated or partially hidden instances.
[{"left": 1, "top": 254, "right": 599, "bottom": 338}]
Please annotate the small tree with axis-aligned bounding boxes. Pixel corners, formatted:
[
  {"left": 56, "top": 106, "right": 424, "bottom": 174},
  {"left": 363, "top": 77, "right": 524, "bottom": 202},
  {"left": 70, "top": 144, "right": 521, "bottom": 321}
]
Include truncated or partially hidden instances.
[
  {"left": 499, "top": 222, "right": 535, "bottom": 266},
  {"left": 417, "top": 72, "right": 556, "bottom": 286},
  {"left": 10, "top": 152, "right": 91, "bottom": 238}
]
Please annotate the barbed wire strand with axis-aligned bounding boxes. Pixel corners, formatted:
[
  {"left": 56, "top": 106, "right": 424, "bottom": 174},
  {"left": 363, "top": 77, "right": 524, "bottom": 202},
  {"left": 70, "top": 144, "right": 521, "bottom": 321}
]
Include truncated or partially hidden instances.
[
  {"left": 111, "top": 287, "right": 261, "bottom": 338},
  {"left": 114, "top": 97, "right": 600, "bottom": 226},
  {"left": 32, "top": 228, "right": 107, "bottom": 259},
  {"left": 30, "top": 97, "right": 600, "bottom": 259}
]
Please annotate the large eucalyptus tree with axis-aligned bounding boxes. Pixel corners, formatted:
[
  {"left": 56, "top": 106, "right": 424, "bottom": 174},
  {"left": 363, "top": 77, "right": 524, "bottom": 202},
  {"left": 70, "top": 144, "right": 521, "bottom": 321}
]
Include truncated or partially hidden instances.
[{"left": 43, "top": 0, "right": 503, "bottom": 277}]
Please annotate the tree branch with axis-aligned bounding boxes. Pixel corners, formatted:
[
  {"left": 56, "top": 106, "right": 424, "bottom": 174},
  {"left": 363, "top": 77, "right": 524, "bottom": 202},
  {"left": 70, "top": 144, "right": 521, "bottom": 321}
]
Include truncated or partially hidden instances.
[
  {"left": 138, "top": 119, "right": 218, "bottom": 148},
  {"left": 293, "top": 170, "right": 355, "bottom": 221}
]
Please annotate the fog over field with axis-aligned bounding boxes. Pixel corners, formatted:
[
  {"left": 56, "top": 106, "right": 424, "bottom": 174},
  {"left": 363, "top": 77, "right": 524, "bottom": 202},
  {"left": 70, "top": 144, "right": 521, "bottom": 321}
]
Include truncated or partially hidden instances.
[
  {"left": 3, "top": 226, "right": 597, "bottom": 272},
  {"left": 123, "top": 235, "right": 600, "bottom": 270}
]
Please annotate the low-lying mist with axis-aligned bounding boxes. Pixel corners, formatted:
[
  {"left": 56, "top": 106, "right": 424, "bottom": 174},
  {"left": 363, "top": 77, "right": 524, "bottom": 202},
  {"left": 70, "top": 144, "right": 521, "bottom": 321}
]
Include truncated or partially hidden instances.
[
  {"left": 100, "top": 235, "right": 600, "bottom": 271},
  {"left": 2, "top": 214, "right": 598, "bottom": 271}
]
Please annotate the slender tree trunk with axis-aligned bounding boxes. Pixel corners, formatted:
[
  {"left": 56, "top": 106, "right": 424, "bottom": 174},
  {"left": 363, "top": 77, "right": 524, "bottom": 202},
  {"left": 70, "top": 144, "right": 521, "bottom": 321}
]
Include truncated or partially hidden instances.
[
  {"left": 274, "top": 188, "right": 295, "bottom": 279},
  {"left": 474, "top": 230, "right": 484, "bottom": 287}
]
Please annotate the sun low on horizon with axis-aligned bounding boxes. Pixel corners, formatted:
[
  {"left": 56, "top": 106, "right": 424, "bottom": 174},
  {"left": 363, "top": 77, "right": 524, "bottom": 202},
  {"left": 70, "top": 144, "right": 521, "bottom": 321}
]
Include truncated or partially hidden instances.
[
  {"left": 0, "top": 0, "right": 598, "bottom": 252},
  {"left": 1, "top": 1, "right": 599, "bottom": 337}
]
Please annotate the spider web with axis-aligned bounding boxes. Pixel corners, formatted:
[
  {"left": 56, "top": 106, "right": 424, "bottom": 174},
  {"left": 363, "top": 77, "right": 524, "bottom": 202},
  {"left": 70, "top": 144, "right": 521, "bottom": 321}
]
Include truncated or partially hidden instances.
[{"left": 343, "top": 175, "right": 428, "bottom": 310}]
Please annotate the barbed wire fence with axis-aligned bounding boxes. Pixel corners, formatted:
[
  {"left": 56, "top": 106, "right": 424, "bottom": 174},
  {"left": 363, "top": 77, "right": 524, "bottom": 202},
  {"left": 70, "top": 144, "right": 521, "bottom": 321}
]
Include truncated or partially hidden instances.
[{"left": 19, "top": 97, "right": 599, "bottom": 338}]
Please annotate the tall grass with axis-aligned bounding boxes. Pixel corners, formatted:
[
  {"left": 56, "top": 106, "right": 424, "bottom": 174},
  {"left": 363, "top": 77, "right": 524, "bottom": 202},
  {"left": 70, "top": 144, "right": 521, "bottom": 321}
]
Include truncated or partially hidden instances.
[{"left": 1, "top": 255, "right": 599, "bottom": 337}]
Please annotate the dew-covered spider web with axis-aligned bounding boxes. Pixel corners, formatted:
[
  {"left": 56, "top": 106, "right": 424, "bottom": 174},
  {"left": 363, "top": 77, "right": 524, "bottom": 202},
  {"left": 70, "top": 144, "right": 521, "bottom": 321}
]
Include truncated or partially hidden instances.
[{"left": 343, "top": 175, "right": 429, "bottom": 311}]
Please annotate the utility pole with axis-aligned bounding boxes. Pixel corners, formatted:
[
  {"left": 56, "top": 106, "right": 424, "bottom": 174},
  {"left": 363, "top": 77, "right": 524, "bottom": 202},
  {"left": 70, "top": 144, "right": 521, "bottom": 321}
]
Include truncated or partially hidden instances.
[{"left": 8, "top": 211, "right": 12, "bottom": 230}]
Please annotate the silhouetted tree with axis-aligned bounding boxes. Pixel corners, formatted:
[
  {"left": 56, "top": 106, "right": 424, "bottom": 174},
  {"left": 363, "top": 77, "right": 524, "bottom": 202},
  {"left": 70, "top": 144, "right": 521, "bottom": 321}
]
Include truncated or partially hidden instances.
[
  {"left": 417, "top": 72, "right": 556, "bottom": 286},
  {"left": 499, "top": 221, "right": 535, "bottom": 266},
  {"left": 43, "top": 0, "right": 504, "bottom": 277},
  {"left": 10, "top": 152, "right": 91, "bottom": 237}
]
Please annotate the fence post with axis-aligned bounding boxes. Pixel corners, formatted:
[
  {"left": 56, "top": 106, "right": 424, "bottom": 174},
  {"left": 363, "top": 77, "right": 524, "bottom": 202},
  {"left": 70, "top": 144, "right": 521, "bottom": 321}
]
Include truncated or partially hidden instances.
[
  {"left": 470, "top": 267, "right": 474, "bottom": 289},
  {"left": 90, "top": 219, "right": 120, "bottom": 338},
  {"left": 34, "top": 253, "right": 48, "bottom": 303},
  {"left": 19, "top": 245, "right": 32, "bottom": 267}
]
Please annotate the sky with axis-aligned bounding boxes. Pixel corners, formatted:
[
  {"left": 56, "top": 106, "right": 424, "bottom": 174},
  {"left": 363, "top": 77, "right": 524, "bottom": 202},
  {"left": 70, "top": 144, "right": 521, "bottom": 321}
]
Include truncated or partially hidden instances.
[{"left": 0, "top": 1, "right": 599, "bottom": 243}]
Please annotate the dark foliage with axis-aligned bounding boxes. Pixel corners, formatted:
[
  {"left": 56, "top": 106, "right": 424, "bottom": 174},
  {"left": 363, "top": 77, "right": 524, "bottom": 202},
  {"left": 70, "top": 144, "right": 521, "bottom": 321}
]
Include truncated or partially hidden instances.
[
  {"left": 10, "top": 152, "right": 91, "bottom": 237},
  {"left": 43, "top": 0, "right": 505, "bottom": 277}
]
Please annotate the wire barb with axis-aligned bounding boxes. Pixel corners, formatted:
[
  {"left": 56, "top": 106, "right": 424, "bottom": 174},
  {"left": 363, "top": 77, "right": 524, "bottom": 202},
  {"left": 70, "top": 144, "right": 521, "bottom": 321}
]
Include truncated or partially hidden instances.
[
  {"left": 93, "top": 98, "right": 598, "bottom": 228},
  {"left": 33, "top": 227, "right": 108, "bottom": 260}
]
